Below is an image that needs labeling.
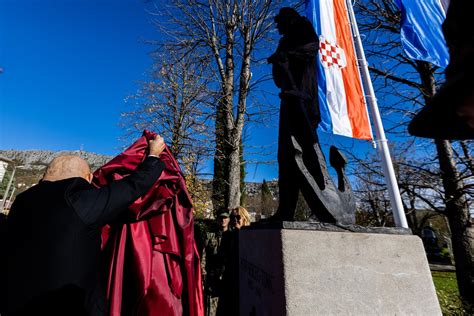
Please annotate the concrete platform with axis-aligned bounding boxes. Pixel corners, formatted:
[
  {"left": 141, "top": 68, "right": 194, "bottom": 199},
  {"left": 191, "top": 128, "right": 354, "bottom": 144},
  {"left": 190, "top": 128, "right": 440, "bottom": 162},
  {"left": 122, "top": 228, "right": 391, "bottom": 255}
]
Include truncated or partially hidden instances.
[{"left": 239, "top": 227, "right": 441, "bottom": 315}]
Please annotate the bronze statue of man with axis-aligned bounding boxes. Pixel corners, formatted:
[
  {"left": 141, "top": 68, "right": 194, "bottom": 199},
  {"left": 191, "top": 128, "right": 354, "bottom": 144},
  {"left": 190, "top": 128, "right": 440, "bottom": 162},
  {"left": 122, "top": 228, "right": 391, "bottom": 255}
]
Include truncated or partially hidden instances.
[
  {"left": 268, "top": 7, "right": 320, "bottom": 221},
  {"left": 268, "top": 7, "right": 355, "bottom": 224}
]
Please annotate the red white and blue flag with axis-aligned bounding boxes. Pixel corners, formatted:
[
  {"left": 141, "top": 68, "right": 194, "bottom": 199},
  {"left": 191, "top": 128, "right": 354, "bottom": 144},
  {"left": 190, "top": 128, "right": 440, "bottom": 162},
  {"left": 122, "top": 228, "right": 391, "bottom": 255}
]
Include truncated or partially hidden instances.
[{"left": 306, "top": 0, "right": 373, "bottom": 140}]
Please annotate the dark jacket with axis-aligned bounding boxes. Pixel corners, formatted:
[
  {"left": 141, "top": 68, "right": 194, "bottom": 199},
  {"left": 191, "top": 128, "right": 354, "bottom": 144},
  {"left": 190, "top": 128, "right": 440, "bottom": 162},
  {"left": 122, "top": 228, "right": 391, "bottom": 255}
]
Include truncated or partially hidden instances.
[{"left": 6, "top": 156, "right": 165, "bottom": 316}]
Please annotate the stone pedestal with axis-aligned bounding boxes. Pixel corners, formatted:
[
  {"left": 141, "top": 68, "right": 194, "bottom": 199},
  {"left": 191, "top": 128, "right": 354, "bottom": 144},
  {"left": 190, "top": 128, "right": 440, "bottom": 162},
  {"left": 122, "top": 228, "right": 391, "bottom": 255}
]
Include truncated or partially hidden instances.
[{"left": 239, "top": 225, "right": 441, "bottom": 315}]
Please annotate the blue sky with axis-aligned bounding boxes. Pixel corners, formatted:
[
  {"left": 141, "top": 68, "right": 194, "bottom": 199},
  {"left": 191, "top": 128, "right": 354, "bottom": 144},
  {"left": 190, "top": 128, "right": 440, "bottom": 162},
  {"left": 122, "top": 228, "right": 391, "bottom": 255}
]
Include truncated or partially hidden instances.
[
  {"left": 0, "top": 0, "right": 377, "bottom": 182},
  {"left": 0, "top": 0, "right": 157, "bottom": 152}
]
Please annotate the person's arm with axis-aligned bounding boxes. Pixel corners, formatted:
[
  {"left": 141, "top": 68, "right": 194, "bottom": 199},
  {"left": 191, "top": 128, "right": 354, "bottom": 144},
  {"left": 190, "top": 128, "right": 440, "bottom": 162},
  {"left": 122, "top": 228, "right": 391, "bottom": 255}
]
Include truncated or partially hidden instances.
[{"left": 67, "top": 135, "right": 166, "bottom": 227}]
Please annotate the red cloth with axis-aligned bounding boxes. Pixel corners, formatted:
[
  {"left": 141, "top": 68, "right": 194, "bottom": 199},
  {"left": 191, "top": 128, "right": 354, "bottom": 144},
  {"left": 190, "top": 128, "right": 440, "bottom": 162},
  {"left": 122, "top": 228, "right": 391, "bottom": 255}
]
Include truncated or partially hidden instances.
[{"left": 93, "top": 130, "right": 204, "bottom": 316}]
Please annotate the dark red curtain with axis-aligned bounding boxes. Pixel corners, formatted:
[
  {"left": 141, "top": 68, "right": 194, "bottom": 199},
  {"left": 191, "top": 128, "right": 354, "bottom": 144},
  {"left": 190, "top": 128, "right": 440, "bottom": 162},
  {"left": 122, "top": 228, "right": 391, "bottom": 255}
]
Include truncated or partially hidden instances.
[{"left": 93, "top": 130, "right": 204, "bottom": 316}]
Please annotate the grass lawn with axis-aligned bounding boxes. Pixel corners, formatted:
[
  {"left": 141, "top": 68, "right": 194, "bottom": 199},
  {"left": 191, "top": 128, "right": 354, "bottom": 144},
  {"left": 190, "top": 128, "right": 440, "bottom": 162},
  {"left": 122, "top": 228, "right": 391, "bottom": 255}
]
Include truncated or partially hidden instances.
[{"left": 432, "top": 271, "right": 471, "bottom": 315}]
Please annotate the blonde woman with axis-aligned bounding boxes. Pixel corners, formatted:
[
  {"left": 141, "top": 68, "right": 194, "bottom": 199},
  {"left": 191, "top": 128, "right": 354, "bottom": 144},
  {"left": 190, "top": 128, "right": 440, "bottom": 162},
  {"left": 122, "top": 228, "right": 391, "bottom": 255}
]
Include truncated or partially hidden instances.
[{"left": 230, "top": 206, "right": 250, "bottom": 230}]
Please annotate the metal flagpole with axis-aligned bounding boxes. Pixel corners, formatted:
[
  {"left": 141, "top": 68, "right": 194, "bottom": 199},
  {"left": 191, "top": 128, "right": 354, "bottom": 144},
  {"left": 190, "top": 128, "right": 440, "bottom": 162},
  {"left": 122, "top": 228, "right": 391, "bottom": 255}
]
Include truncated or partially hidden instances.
[{"left": 345, "top": 0, "right": 408, "bottom": 228}]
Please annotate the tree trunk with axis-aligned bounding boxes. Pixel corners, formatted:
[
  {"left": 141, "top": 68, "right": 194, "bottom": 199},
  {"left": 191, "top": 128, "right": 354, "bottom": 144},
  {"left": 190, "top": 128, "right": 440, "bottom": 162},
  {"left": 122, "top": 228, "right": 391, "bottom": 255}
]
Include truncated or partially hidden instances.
[
  {"left": 225, "top": 17, "right": 251, "bottom": 210},
  {"left": 460, "top": 140, "right": 474, "bottom": 175},
  {"left": 212, "top": 103, "right": 227, "bottom": 211},
  {"left": 227, "top": 140, "right": 241, "bottom": 209},
  {"left": 435, "top": 139, "right": 474, "bottom": 307},
  {"left": 211, "top": 2, "right": 236, "bottom": 212},
  {"left": 240, "top": 140, "right": 246, "bottom": 206},
  {"left": 418, "top": 61, "right": 474, "bottom": 307}
]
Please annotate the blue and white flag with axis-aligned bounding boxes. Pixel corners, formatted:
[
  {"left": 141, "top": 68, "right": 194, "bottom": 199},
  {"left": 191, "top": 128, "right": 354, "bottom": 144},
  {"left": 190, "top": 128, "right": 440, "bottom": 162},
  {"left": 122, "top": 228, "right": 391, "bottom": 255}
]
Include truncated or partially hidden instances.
[{"left": 395, "top": 0, "right": 450, "bottom": 68}]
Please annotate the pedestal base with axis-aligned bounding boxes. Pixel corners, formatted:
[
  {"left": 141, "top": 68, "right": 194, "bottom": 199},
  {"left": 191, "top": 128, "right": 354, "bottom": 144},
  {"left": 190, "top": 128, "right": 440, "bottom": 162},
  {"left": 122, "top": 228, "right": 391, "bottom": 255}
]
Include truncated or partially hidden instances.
[{"left": 239, "top": 227, "right": 441, "bottom": 315}]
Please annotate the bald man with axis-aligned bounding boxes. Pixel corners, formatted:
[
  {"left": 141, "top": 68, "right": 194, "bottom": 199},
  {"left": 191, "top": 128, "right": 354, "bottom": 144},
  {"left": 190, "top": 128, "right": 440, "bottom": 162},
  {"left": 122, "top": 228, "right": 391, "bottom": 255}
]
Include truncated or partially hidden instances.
[
  {"left": 43, "top": 155, "right": 95, "bottom": 182},
  {"left": 5, "top": 136, "right": 166, "bottom": 316}
]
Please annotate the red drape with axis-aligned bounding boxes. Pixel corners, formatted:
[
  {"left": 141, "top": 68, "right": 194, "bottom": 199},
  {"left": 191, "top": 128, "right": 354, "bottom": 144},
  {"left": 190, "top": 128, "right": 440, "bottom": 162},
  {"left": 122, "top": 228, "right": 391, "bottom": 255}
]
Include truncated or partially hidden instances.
[{"left": 93, "top": 130, "right": 204, "bottom": 316}]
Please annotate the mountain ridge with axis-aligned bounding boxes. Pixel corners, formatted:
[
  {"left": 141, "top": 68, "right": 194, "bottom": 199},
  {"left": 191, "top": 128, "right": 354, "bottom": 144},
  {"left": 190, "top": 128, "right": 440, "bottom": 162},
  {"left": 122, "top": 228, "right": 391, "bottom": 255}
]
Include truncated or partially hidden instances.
[{"left": 0, "top": 149, "right": 113, "bottom": 170}]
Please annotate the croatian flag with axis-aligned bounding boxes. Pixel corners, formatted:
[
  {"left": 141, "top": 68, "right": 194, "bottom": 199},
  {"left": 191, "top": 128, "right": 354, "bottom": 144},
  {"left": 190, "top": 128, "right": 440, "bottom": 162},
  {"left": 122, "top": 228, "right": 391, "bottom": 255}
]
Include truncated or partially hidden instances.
[
  {"left": 394, "top": 0, "right": 449, "bottom": 68},
  {"left": 306, "top": 0, "right": 373, "bottom": 140}
]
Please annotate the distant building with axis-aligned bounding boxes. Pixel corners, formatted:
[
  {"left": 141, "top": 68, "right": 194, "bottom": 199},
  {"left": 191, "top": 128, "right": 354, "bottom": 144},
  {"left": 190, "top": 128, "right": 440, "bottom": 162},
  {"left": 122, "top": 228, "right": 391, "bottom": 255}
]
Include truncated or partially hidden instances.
[
  {"left": 0, "top": 161, "right": 7, "bottom": 183},
  {"left": 0, "top": 157, "right": 15, "bottom": 215}
]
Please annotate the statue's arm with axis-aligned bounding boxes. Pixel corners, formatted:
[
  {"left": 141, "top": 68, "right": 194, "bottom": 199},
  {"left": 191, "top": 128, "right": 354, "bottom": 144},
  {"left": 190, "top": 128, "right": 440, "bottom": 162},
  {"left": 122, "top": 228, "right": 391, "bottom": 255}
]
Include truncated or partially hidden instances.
[
  {"left": 288, "top": 42, "right": 319, "bottom": 60},
  {"left": 269, "top": 48, "right": 289, "bottom": 89}
]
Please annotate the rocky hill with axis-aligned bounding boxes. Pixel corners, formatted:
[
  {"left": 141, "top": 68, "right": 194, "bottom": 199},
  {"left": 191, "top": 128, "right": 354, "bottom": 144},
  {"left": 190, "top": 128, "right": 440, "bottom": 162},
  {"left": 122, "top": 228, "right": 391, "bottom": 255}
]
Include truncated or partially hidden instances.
[
  {"left": 0, "top": 150, "right": 279, "bottom": 209},
  {"left": 0, "top": 150, "right": 113, "bottom": 197},
  {"left": 0, "top": 149, "right": 112, "bottom": 170}
]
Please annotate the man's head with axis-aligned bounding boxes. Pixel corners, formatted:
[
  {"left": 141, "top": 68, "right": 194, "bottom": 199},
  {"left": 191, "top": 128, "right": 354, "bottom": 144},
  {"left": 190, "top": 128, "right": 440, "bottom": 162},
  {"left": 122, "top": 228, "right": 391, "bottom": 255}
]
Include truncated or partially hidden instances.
[
  {"left": 43, "top": 156, "right": 93, "bottom": 183},
  {"left": 217, "top": 209, "right": 230, "bottom": 232}
]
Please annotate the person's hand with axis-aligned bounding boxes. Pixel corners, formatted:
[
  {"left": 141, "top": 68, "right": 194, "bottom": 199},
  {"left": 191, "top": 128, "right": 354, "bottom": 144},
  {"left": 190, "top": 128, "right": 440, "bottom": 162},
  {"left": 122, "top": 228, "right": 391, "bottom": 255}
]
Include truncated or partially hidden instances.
[{"left": 148, "top": 135, "right": 166, "bottom": 157}]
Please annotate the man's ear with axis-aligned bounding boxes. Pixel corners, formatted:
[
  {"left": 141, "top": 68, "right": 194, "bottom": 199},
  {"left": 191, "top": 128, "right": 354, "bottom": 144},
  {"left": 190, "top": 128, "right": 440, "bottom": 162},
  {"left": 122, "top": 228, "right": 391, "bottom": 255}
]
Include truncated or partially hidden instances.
[{"left": 86, "top": 173, "right": 93, "bottom": 183}]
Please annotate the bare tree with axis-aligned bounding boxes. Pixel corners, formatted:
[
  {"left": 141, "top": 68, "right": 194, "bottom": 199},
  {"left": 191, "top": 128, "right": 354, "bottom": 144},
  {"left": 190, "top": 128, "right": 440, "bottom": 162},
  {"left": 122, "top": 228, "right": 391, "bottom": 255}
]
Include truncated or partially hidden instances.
[
  {"left": 260, "top": 179, "right": 278, "bottom": 217},
  {"left": 351, "top": 144, "right": 447, "bottom": 230},
  {"left": 148, "top": 0, "right": 287, "bottom": 211},
  {"left": 181, "top": 154, "right": 213, "bottom": 218},
  {"left": 122, "top": 48, "right": 214, "bottom": 214},
  {"left": 122, "top": 51, "right": 212, "bottom": 161},
  {"left": 355, "top": 0, "right": 473, "bottom": 307},
  {"left": 353, "top": 166, "right": 393, "bottom": 227}
]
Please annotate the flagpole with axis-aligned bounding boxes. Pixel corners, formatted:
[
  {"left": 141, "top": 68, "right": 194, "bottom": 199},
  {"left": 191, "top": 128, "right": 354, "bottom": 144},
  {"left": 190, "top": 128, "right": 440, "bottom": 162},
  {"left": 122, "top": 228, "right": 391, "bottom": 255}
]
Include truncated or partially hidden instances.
[{"left": 345, "top": 0, "right": 409, "bottom": 228}]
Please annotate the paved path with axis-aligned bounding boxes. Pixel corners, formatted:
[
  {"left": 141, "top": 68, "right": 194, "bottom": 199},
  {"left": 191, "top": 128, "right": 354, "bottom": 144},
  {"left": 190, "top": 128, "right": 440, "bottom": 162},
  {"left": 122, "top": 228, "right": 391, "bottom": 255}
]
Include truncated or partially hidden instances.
[{"left": 430, "top": 263, "right": 456, "bottom": 272}]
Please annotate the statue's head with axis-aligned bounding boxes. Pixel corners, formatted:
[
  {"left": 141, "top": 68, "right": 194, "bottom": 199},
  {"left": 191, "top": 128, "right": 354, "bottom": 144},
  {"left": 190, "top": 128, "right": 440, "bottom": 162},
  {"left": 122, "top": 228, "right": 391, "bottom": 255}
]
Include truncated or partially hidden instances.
[{"left": 274, "top": 7, "right": 300, "bottom": 35}]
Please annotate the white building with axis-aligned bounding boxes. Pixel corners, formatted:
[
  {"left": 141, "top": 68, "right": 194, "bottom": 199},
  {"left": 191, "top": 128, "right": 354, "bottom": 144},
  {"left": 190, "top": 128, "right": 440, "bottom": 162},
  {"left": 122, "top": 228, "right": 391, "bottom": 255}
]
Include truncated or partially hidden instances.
[{"left": 0, "top": 160, "right": 7, "bottom": 184}]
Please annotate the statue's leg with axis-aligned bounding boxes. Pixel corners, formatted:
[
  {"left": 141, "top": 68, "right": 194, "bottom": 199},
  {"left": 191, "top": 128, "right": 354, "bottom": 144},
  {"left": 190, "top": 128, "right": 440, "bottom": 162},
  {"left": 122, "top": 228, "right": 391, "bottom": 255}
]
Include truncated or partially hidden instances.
[
  {"left": 274, "top": 100, "right": 300, "bottom": 221},
  {"left": 287, "top": 98, "right": 336, "bottom": 222},
  {"left": 276, "top": 155, "right": 299, "bottom": 221},
  {"left": 295, "top": 140, "right": 338, "bottom": 223},
  {"left": 289, "top": 105, "right": 355, "bottom": 224}
]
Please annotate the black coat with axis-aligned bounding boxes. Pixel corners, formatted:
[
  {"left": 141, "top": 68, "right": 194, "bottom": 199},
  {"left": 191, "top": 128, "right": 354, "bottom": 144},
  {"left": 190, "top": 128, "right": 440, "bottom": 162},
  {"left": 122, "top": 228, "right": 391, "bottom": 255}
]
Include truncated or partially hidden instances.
[{"left": 5, "top": 156, "right": 165, "bottom": 316}]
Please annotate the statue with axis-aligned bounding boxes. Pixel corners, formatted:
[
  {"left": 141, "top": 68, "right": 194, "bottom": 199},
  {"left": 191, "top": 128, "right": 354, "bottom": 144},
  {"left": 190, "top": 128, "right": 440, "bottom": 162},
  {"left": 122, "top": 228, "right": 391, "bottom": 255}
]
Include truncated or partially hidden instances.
[{"left": 268, "top": 7, "right": 355, "bottom": 225}]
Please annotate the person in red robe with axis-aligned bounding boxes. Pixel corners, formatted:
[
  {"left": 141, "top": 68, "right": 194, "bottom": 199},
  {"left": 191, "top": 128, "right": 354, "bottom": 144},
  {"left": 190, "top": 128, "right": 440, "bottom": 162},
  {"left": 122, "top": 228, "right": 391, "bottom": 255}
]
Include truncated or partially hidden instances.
[{"left": 93, "top": 130, "right": 204, "bottom": 316}]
